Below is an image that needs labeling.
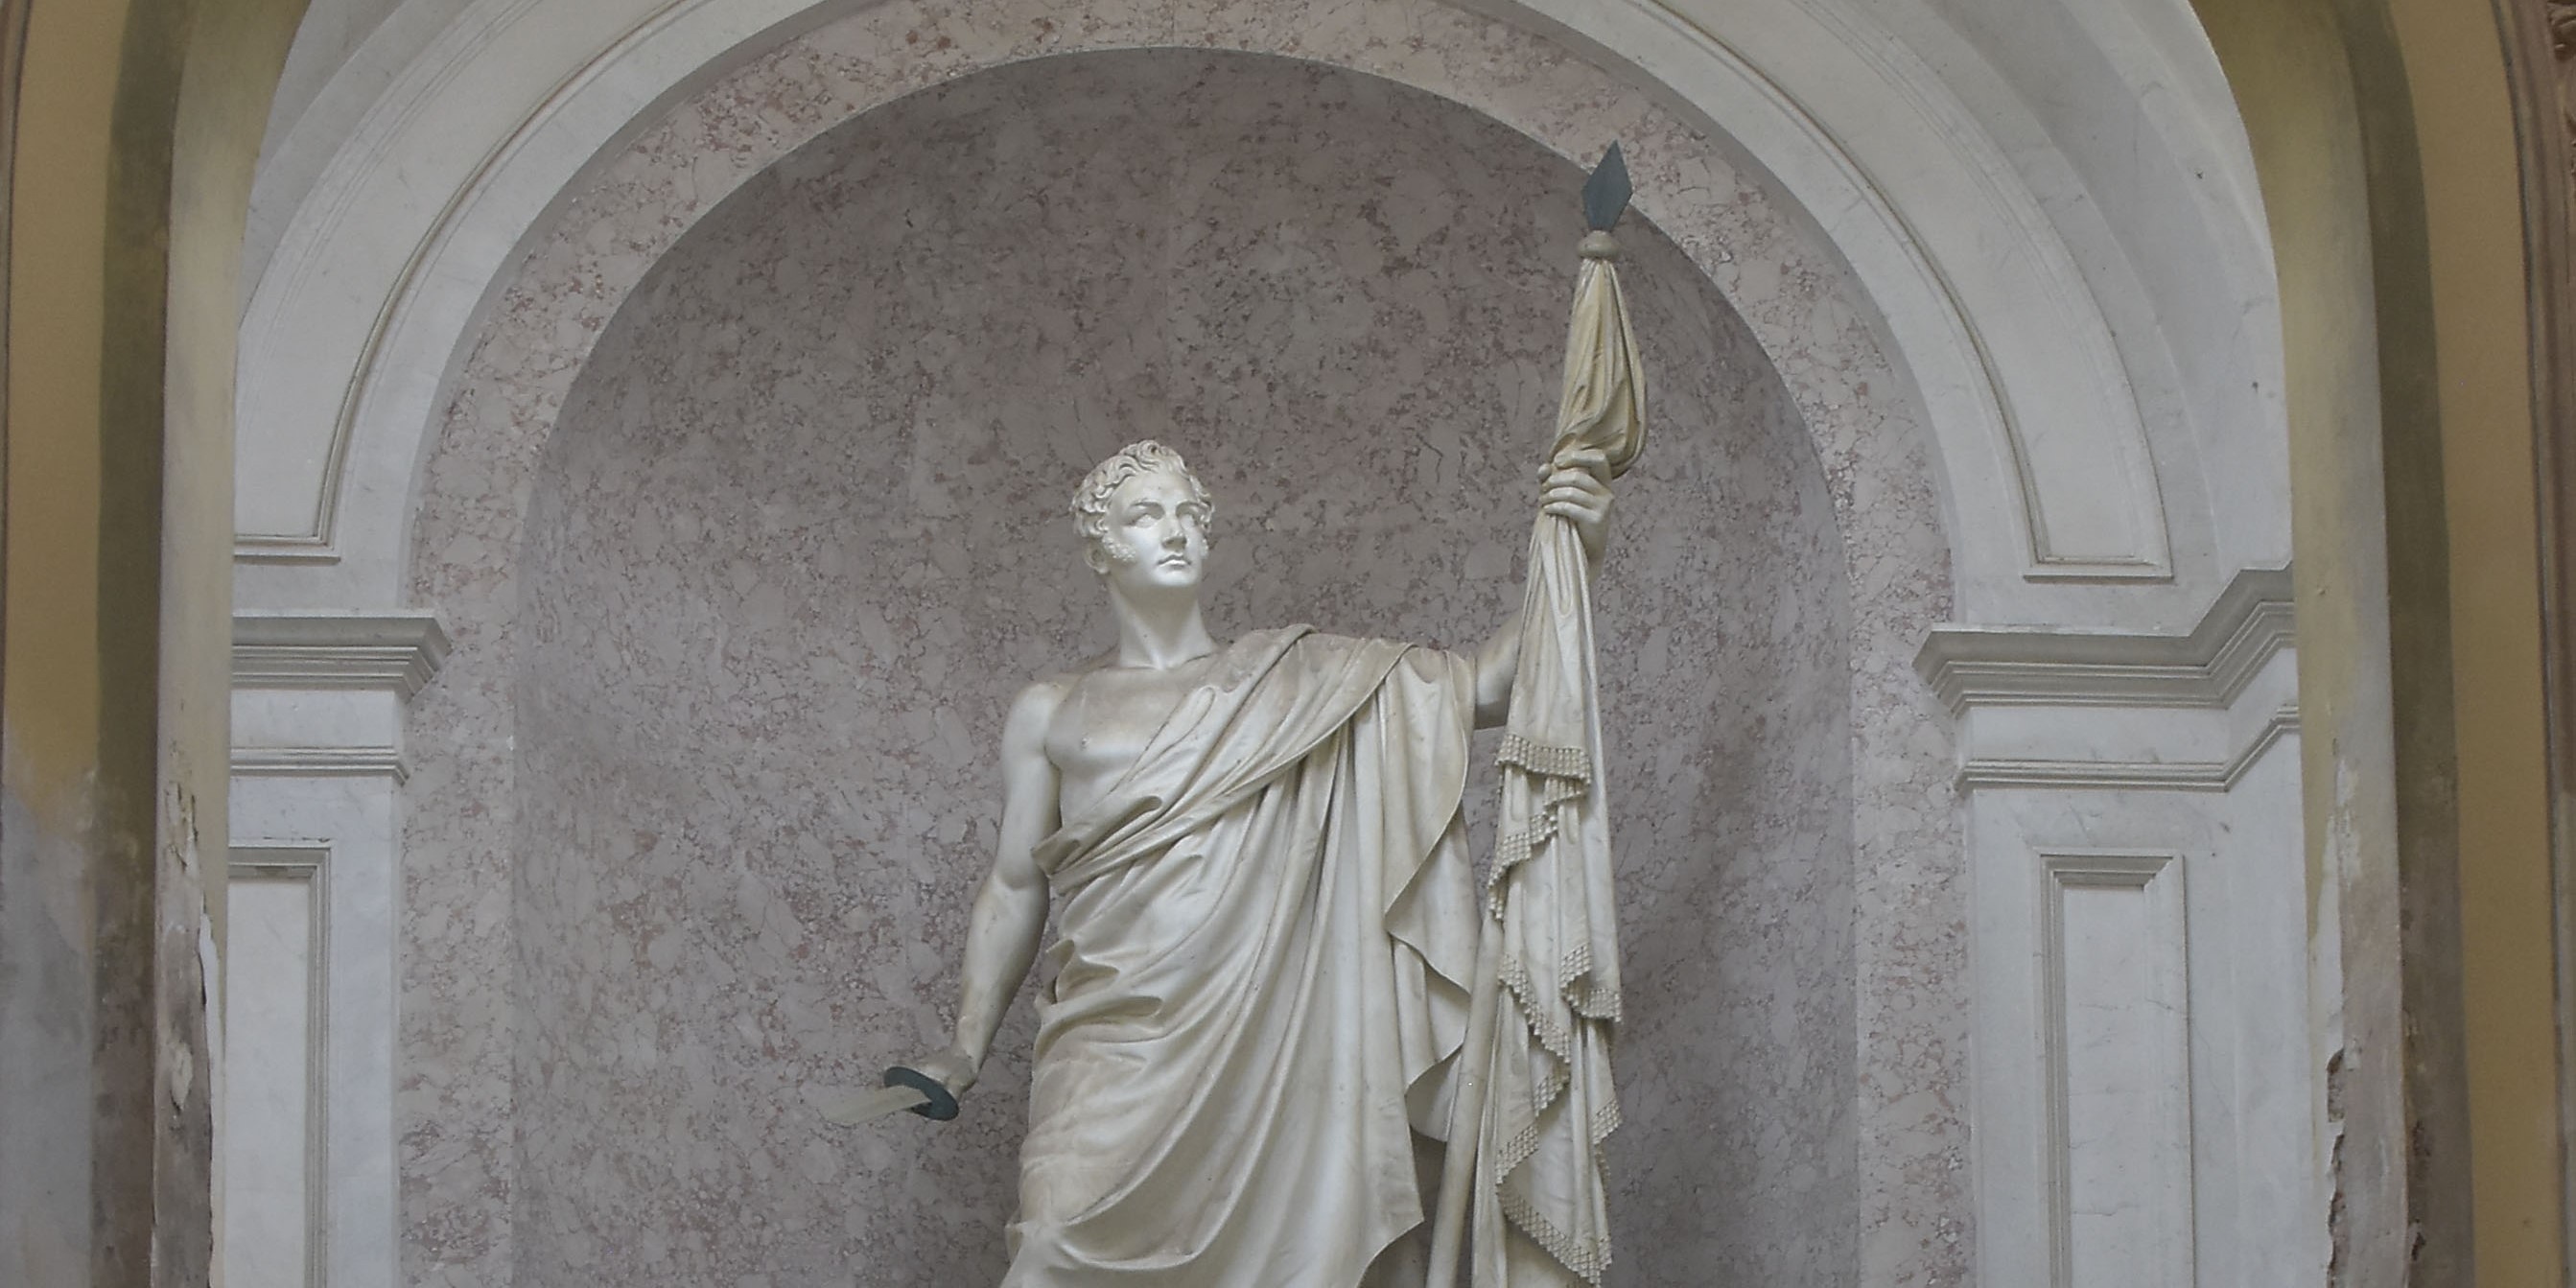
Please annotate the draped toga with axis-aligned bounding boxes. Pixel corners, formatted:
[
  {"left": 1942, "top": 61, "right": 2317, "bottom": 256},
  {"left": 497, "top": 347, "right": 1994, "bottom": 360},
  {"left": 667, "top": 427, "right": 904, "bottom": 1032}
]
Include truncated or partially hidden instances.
[{"left": 1006, "top": 625, "right": 1481, "bottom": 1288}]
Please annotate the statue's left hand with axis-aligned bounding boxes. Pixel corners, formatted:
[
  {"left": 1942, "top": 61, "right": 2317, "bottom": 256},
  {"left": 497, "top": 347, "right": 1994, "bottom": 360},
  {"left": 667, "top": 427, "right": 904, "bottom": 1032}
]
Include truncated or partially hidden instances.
[
  {"left": 907, "top": 1044, "right": 980, "bottom": 1098},
  {"left": 1541, "top": 448, "right": 1615, "bottom": 562}
]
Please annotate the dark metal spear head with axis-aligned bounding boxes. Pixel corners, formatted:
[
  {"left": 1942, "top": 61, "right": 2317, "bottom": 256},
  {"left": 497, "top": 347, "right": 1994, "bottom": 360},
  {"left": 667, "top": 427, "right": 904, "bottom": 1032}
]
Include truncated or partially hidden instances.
[{"left": 1582, "top": 142, "right": 1632, "bottom": 232}]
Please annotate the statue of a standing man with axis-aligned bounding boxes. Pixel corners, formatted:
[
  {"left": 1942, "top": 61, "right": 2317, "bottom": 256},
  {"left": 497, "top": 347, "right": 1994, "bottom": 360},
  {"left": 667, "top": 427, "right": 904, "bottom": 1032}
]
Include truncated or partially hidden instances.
[{"left": 905, "top": 440, "right": 1613, "bottom": 1287}]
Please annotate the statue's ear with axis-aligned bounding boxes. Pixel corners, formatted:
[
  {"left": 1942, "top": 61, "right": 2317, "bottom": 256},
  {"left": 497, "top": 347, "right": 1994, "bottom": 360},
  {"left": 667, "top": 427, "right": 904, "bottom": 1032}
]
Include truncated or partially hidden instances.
[{"left": 1083, "top": 541, "right": 1112, "bottom": 575}]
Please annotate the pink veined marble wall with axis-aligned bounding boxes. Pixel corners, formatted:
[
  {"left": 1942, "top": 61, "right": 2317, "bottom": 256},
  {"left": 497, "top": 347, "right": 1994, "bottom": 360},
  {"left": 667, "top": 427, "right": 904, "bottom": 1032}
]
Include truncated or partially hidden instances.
[
  {"left": 510, "top": 51, "right": 1845, "bottom": 1286},
  {"left": 402, "top": 4, "right": 1966, "bottom": 1286}
]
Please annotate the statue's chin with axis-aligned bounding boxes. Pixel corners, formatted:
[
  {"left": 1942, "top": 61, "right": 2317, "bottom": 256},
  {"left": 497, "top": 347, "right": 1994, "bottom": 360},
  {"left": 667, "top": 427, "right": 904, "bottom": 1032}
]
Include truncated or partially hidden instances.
[{"left": 1106, "top": 570, "right": 1203, "bottom": 605}]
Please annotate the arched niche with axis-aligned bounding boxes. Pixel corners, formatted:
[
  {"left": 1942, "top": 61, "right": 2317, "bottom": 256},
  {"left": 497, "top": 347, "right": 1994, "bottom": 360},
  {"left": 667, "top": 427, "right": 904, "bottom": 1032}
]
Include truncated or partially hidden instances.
[
  {"left": 223, "top": 2, "right": 2324, "bottom": 1285},
  {"left": 506, "top": 49, "right": 1851, "bottom": 1285},
  {"left": 378, "top": 4, "right": 1961, "bottom": 1285}
]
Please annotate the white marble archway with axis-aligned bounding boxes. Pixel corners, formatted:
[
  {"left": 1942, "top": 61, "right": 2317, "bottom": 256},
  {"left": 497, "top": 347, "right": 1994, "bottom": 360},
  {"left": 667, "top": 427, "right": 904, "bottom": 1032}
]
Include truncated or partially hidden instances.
[
  {"left": 222, "top": 2, "right": 2317, "bottom": 1286},
  {"left": 232, "top": 0, "right": 2286, "bottom": 624}
]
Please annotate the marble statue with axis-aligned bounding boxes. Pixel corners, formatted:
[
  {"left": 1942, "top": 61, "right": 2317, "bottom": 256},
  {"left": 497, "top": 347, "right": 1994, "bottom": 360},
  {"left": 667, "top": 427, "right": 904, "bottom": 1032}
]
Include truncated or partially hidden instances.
[
  {"left": 896, "top": 440, "right": 1611, "bottom": 1288},
  {"left": 846, "top": 149, "right": 1647, "bottom": 1288}
]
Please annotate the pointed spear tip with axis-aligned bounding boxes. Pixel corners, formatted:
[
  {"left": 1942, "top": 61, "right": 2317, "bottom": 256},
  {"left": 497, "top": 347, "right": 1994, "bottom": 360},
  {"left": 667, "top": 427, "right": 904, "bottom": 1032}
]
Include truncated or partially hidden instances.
[{"left": 1582, "top": 143, "right": 1632, "bottom": 232}]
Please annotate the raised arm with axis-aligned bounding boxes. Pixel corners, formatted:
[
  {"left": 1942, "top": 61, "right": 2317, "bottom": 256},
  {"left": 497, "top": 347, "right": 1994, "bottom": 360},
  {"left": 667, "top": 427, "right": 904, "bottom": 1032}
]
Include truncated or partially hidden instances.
[
  {"left": 1472, "top": 450, "right": 1614, "bottom": 727},
  {"left": 907, "top": 678, "right": 1066, "bottom": 1100}
]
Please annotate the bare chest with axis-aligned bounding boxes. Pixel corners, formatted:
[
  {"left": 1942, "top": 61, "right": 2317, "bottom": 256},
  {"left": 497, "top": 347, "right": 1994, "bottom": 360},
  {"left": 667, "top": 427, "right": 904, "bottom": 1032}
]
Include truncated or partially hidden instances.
[{"left": 1045, "top": 664, "right": 1209, "bottom": 818}]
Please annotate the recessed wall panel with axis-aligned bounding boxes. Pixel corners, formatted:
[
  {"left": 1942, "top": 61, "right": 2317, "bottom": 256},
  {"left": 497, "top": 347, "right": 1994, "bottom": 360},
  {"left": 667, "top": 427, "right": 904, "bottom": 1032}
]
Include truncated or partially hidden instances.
[
  {"left": 225, "top": 855, "right": 324, "bottom": 1288},
  {"left": 2044, "top": 852, "right": 2191, "bottom": 1288}
]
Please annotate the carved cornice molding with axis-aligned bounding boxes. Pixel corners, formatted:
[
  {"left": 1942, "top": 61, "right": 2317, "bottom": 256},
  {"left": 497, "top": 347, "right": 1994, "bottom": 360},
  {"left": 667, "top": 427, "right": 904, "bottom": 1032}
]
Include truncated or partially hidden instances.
[
  {"left": 232, "top": 611, "right": 451, "bottom": 698},
  {"left": 230, "top": 746, "right": 409, "bottom": 783},
  {"left": 1914, "top": 566, "right": 2293, "bottom": 714},
  {"left": 228, "top": 843, "right": 329, "bottom": 878},
  {"left": 1956, "top": 704, "right": 2301, "bottom": 792}
]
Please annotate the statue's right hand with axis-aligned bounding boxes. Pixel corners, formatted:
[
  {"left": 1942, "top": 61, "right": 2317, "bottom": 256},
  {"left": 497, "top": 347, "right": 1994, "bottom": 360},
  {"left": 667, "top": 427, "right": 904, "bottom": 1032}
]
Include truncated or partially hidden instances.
[
  {"left": 1539, "top": 448, "right": 1615, "bottom": 563},
  {"left": 908, "top": 1045, "right": 980, "bottom": 1097}
]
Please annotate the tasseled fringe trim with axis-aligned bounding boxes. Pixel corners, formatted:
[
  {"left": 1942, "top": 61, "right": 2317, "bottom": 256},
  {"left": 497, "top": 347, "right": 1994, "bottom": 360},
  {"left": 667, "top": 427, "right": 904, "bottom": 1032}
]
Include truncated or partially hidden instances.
[
  {"left": 1487, "top": 770, "right": 1586, "bottom": 923},
  {"left": 1497, "top": 734, "right": 1591, "bottom": 784},
  {"left": 1485, "top": 725, "right": 1623, "bottom": 1282},
  {"left": 1492, "top": 1094, "right": 1623, "bottom": 1284},
  {"left": 1498, "top": 1185, "right": 1613, "bottom": 1285}
]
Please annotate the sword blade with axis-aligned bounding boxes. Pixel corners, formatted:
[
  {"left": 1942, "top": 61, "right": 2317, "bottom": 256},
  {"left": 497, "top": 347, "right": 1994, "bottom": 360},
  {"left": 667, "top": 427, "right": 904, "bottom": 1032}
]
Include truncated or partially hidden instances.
[{"left": 809, "top": 1083, "right": 933, "bottom": 1126}]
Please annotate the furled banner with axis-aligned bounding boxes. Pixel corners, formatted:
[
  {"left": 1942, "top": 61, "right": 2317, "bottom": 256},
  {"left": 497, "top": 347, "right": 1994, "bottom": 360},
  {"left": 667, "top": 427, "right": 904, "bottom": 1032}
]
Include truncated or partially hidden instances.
[{"left": 1430, "top": 144, "right": 1645, "bottom": 1288}]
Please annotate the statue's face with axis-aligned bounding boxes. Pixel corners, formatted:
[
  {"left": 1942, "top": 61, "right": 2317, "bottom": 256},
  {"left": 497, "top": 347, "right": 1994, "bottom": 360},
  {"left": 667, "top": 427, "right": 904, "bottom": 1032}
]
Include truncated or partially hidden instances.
[{"left": 1091, "top": 465, "right": 1210, "bottom": 596}]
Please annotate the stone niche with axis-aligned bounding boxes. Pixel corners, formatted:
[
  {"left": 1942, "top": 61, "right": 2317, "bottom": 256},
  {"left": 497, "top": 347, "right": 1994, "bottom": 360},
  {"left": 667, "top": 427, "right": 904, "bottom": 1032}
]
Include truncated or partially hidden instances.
[{"left": 510, "top": 49, "right": 1853, "bottom": 1286}]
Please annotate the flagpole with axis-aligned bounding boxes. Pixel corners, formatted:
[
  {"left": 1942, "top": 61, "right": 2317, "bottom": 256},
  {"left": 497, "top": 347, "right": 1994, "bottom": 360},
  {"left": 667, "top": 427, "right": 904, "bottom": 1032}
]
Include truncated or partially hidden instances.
[{"left": 1426, "top": 143, "right": 1636, "bottom": 1288}]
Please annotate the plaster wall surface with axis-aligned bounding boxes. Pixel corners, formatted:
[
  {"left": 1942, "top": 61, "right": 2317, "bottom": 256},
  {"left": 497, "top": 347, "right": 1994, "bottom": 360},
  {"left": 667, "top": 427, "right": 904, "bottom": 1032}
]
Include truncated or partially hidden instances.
[
  {"left": 503, "top": 51, "right": 1852, "bottom": 1286},
  {"left": 0, "top": 788, "right": 100, "bottom": 1287},
  {"left": 259, "top": 0, "right": 402, "bottom": 161}
]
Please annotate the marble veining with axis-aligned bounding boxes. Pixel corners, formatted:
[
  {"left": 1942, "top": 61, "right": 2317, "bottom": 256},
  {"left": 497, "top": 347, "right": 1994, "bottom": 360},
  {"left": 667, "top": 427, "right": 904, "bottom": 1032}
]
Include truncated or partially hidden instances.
[{"left": 402, "top": 4, "right": 1961, "bottom": 1285}]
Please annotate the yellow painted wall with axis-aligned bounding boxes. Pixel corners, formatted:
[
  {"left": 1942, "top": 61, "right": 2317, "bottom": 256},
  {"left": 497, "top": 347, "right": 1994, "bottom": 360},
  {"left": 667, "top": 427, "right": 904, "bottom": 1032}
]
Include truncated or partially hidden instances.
[
  {"left": 3, "top": 0, "right": 125, "bottom": 820},
  {"left": 0, "top": 0, "right": 305, "bottom": 1281},
  {"left": 2191, "top": 0, "right": 2441, "bottom": 1276},
  {"left": 2195, "top": 0, "right": 2563, "bottom": 1281},
  {"left": 2385, "top": 0, "right": 2567, "bottom": 1270},
  {"left": 1, "top": 4, "right": 162, "bottom": 1283}
]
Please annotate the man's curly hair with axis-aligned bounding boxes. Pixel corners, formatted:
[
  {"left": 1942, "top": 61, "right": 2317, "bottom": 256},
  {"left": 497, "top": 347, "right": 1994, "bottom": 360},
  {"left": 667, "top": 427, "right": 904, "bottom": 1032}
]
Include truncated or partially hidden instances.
[{"left": 1070, "top": 441, "right": 1214, "bottom": 565}]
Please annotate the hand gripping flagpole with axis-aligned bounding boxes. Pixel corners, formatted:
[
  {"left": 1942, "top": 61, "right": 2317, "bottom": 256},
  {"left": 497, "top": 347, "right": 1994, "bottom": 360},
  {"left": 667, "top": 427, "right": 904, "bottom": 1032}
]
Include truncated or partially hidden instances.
[{"left": 1428, "top": 144, "right": 1644, "bottom": 1288}]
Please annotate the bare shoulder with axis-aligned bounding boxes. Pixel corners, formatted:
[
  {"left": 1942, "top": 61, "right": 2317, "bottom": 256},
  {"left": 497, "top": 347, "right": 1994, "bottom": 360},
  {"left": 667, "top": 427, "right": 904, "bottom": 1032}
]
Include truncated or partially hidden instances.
[
  {"left": 1007, "top": 673, "right": 1077, "bottom": 727},
  {"left": 995, "top": 679, "right": 1068, "bottom": 771},
  {"left": 1022, "top": 650, "right": 1120, "bottom": 713}
]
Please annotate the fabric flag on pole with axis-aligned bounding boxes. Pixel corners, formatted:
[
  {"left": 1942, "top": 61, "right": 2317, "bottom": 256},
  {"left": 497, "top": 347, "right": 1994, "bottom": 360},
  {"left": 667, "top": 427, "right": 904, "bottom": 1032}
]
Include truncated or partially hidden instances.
[{"left": 1470, "top": 163, "right": 1645, "bottom": 1287}]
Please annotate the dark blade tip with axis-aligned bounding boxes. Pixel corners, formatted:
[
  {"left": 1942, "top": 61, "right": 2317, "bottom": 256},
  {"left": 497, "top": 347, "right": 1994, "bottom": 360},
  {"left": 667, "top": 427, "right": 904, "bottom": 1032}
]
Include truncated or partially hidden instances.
[{"left": 1582, "top": 143, "right": 1632, "bottom": 232}]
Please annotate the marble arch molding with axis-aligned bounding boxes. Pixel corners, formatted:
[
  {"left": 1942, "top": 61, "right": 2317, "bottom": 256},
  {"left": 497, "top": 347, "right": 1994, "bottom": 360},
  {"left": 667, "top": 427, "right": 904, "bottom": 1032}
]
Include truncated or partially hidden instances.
[{"left": 235, "top": 0, "right": 2287, "bottom": 626}]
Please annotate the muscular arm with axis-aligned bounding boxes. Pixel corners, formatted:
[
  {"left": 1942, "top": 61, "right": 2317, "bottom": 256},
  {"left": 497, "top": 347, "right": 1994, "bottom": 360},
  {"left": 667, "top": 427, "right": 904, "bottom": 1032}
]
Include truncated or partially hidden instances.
[
  {"left": 1472, "top": 451, "right": 1614, "bottom": 728},
  {"left": 912, "top": 680, "right": 1065, "bottom": 1097}
]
